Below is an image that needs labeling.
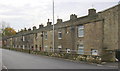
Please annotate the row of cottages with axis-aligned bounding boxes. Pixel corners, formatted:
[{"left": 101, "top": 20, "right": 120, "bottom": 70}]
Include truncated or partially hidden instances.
[{"left": 2, "top": 4, "right": 120, "bottom": 61}]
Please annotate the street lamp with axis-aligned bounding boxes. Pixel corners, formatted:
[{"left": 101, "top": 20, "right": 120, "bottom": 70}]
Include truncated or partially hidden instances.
[{"left": 52, "top": 0, "right": 55, "bottom": 52}]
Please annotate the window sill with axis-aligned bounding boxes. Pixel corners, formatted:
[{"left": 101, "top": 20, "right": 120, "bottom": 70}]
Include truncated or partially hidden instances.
[
  {"left": 78, "top": 36, "right": 84, "bottom": 38},
  {"left": 58, "top": 38, "right": 62, "bottom": 39}
]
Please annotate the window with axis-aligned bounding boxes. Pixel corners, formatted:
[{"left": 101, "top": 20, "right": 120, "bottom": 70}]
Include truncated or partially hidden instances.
[
  {"left": 91, "top": 49, "right": 98, "bottom": 55},
  {"left": 23, "top": 36, "right": 25, "bottom": 41},
  {"left": 58, "top": 32, "right": 62, "bottom": 39},
  {"left": 35, "top": 33, "right": 38, "bottom": 39},
  {"left": 58, "top": 45, "right": 62, "bottom": 49},
  {"left": 65, "top": 27, "right": 69, "bottom": 34},
  {"left": 58, "top": 45, "right": 62, "bottom": 52},
  {"left": 44, "top": 32, "right": 47, "bottom": 40},
  {"left": 35, "top": 45, "right": 38, "bottom": 51},
  {"left": 44, "top": 46, "right": 48, "bottom": 51},
  {"left": 77, "top": 44, "right": 84, "bottom": 54},
  {"left": 66, "top": 48, "right": 71, "bottom": 53},
  {"left": 16, "top": 38, "right": 17, "bottom": 41},
  {"left": 40, "top": 32, "right": 43, "bottom": 37},
  {"left": 78, "top": 25, "right": 84, "bottom": 37},
  {"left": 19, "top": 45, "right": 21, "bottom": 48},
  {"left": 23, "top": 45, "right": 25, "bottom": 49}
]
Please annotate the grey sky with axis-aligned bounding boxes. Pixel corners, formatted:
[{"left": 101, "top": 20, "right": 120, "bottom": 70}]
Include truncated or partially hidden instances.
[{"left": 0, "top": 0, "right": 119, "bottom": 31}]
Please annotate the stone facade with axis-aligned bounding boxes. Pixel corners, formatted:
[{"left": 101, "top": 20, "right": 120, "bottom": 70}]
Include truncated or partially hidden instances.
[
  {"left": 84, "top": 21, "right": 104, "bottom": 56},
  {"left": 97, "top": 4, "right": 119, "bottom": 61},
  {"left": 2, "top": 4, "right": 120, "bottom": 61}
]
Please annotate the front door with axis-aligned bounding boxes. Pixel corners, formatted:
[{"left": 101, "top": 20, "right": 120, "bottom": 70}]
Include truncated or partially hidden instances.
[{"left": 116, "top": 50, "right": 120, "bottom": 61}]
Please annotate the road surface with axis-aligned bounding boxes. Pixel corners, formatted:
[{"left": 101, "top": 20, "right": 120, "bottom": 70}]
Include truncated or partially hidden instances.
[
  {"left": 2, "top": 49, "right": 117, "bottom": 69},
  {"left": 0, "top": 48, "right": 2, "bottom": 70}
]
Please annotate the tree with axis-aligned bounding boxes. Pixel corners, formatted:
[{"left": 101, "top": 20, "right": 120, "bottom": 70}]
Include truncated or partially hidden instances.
[
  {"left": 2, "top": 27, "right": 16, "bottom": 36},
  {"left": 0, "top": 21, "right": 10, "bottom": 31},
  {"left": 0, "top": 21, "right": 16, "bottom": 36}
]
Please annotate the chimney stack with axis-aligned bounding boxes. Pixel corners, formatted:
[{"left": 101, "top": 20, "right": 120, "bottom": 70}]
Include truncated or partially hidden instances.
[
  {"left": 70, "top": 14, "right": 77, "bottom": 20},
  {"left": 88, "top": 8, "right": 96, "bottom": 15},
  {"left": 47, "top": 19, "right": 52, "bottom": 26},
  {"left": 24, "top": 28, "right": 27, "bottom": 31},
  {"left": 28, "top": 28, "right": 31, "bottom": 31},
  {"left": 33, "top": 26, "right": 36, "bottom": 30},
  {"left": 57, "top": 19, "right": 63, "bottom": 24},
  {"left": 39, "top": 24, "right": 44, "bottom": 29}
]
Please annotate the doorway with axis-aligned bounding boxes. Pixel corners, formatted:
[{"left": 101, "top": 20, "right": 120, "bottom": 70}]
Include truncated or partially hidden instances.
[{"left": 116, "top": 49, "right": 120, "bottom": 61}]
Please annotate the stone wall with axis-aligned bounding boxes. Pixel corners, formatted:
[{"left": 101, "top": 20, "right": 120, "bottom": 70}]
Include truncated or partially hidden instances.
[
  {"left": 118, "top": 4, "right": 120, "bottom": 51},
  {"left": 84, "top": 21, "right": 104, "bottom": 56},
  {"left": 3, "top": 4, "right": 119, "bottom": 62},
  {"left": 43, "top": 30, "right": 53, "bottom": 52},
  {"left": 98, "top": 4, "right": 119, "bottom": 61},
  {"left": 98, "top": 4, "right": 119, "bottom": 50}
]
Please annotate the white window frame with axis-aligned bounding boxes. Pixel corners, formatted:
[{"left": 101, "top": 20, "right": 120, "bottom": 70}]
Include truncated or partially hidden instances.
[
  {"left": 23, "top": 36, "right": 25, "bottom": 41},
  {"left": 77, "top": 44, "right": 84, "bottom": 54},
  {"left": 58, "top": 45, "right": 62, "bottom": 49},
  {"left": 44, "top": 32, "right": 47, "bottom": 40},
  {"left": 23, "top": 45, "right": 25, "bottom": 49},
  {"left": 58, "top": 45, "right": 62, "bottom": 52},
  {"left": 66, "top": 48, "right": 71, "bottom": 53},
  {"left": 35, "top": 33, "right": 38, "bottom": 39},
  {"left": 44, "top": 46, "right": 48, "bottom": 51},
  {"left": 91, "top": 49, "right": 98, "bottom": 55},
  {"left": 78, "top": 25, "right": 84, "bottom": 37},
  {"left": 58, "top": 32, "right": 62, "bottom": 39}
]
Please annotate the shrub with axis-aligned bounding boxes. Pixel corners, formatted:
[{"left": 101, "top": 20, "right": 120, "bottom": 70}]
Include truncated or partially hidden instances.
[
  {"left": 2, "top": 47, "right": 105, "bottom": 64},
  {"left": 86, "top": 56, "right": 95, "bottom": 63},
  {"left": 109, "top": 58, "right": 116, "bottom": 62},
  {"left": 95, "top": 57, "right": 102, "bottom": 64},
  {"left": 76, "top": 55, "right": 86, "bottom": 61}
]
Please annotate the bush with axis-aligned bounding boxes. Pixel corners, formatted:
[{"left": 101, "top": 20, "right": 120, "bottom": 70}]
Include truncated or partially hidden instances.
[
  {"left": 109, "top": 58, "right": 116, "bottom": 62},
  {"left": 3, "top": 47, "right": 103, "bottom": 64},
  {"left": 95, "top": 57, "right": 102, "bottom": 64},
  {"left": 76, "top": 55, "right": 86, "bottom": 61},
  {"left": 86, "top": 56, "right": 95, "bottom": 63}
]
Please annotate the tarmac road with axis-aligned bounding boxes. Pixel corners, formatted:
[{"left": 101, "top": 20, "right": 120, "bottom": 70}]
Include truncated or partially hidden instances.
[{"left": 2, "top": 49, "right": 117, "bottom": 69}]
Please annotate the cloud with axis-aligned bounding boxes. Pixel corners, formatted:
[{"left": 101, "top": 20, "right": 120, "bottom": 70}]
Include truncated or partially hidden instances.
[
  {"left": 0, "top": 0, "right": 52, "bottom": 7},
  {"left": 0, "top": 0, "right": 119, "bottom": 31}
]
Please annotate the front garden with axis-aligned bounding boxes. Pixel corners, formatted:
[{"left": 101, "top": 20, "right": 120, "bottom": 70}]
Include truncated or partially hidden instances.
[{"left": 2, "top": 47, "right": 107, "bottom": 64}]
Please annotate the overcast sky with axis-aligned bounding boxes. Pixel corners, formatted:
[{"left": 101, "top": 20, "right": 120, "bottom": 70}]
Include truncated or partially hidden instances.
[{"left": 0, "top": 0, "right": 119, "bottom": 31}]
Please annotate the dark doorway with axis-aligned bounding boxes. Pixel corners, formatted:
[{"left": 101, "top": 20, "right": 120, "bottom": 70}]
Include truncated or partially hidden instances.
[
  {"left": 39, "top": 45, "right": 42, "bottom": 51},
  {"left": 116, "top": 50, "right": 120, "bottom": 61},
  {"left": 35, "top": 45, "right": 37, "bottom": 51},
  {"left": 31, "top": 46, "right": 33, "bottom": 51}
]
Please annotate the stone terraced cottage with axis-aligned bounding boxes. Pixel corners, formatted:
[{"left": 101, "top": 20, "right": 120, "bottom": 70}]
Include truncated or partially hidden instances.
[{"left": 2, "top": 4, "right": 120, "bottom": 61}]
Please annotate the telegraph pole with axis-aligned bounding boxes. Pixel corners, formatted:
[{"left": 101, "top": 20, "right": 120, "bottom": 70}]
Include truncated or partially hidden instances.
[{"left": 52, "top": 0, "right": 55, "bottom": 52}]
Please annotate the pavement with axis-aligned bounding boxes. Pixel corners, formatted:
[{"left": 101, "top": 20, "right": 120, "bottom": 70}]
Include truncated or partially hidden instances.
[
  {"left": 0, "top": 48, "right": 2, "bottom": 71},
  {"left": 53, "top": 56, "right": 119, "bottom": 69},
  {"left": 37, "top": 52, "right": 119, "bottom": 69},
  {"left": 100, "top": 62, "right": 119, "bottom": 68},
  {"left": 2, "top": 48, "right": 119, "bottom": 69}
]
